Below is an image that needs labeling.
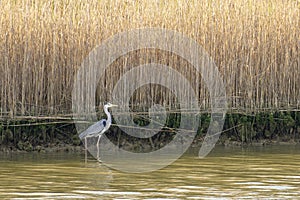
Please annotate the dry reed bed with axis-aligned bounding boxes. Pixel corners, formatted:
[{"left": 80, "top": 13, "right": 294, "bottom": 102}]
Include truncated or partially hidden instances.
[{"left": 0, "top": 0, "right": 299, "bottom": 119}]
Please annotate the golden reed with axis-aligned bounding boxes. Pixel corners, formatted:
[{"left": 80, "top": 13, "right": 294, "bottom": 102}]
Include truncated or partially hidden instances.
[{"left": 0, "top": 0, "right": 299, "bottom": 118}]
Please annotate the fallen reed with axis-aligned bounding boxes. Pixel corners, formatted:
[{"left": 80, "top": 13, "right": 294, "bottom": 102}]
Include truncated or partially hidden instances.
[{"left": 0, "top": 0, "right": 299, "bottom": 119}]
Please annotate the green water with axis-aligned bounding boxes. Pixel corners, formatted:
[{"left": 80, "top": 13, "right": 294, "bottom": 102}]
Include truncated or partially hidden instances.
[{"left": 0, "top": 146, "right": 299, "bottom": 199}]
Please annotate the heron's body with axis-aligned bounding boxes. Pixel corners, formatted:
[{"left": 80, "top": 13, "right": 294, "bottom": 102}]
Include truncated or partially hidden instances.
[
  {"left": 79, "top": 103, "right": 117, "bottom": 160},
  {"left": 79, "top": 119, "right": 107, "bottom": 139}
]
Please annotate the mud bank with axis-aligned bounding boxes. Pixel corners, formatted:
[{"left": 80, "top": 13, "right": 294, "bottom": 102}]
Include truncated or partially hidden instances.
[{"left": 0, "top": 111, "right": 299, "bottom": 152}]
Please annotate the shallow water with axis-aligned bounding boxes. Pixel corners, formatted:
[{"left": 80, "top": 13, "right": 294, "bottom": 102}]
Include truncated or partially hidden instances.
[{"left": 0, "top": 145, "right": 299, "bottom": 199}]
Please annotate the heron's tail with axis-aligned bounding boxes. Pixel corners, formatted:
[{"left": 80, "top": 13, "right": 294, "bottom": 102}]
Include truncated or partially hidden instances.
[{"left": 78, "top": 131, "right": 88, "bottom": 140}]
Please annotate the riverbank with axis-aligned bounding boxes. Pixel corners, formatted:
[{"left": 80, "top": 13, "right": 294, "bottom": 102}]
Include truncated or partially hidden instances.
[
  {"left": 0, "top": 143, "right": 83, "bottom": 153},
  {"left": 1, "top": 111, "right": 299, "bottom": 153},
  {"left": 0, "top": 137, "right": 299, "bottom": 154}
]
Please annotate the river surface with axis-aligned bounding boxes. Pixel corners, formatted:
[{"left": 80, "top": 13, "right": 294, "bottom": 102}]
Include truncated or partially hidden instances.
[{"left": 0, "top": 145, "right": 299, "bottom": 199}]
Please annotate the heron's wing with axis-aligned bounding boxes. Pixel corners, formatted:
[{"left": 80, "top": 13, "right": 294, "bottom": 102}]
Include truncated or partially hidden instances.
[{"left": 79, "top": 119, "right": 106, "bottom": 139}]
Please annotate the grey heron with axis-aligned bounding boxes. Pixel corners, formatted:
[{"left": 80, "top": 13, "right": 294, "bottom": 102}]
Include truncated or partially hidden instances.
[{"left": 79, "top": 102, "right": 118, "bottom": 161}]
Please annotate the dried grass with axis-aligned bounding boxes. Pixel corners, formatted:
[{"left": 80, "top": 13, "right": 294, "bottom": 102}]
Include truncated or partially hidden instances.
[{"left": 0, "top": 0, "right": 299, "bottom": 118}]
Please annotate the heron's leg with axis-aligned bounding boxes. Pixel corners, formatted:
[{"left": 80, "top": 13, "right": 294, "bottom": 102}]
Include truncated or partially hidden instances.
[
  {"left": 96, "top": 135, "right": 101, "bottom": 161},
  {"left": 85, "top": 137, "right": 87, "bottom": 163}
]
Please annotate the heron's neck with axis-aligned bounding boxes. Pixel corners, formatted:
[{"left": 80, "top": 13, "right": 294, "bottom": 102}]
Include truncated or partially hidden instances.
[{"left": 104, "top": 106, "right": 111, "bottom": 123}]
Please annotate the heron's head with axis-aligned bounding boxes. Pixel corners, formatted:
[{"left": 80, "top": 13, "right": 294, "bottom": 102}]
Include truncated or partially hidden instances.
[{"left": 106, "top": 102, "right": 118, "bottom": 108}]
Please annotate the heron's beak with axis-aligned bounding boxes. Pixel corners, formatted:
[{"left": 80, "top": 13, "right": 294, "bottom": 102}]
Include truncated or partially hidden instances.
[{"left": 111, "top": 104, "right": 118, "bottom": 107}]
